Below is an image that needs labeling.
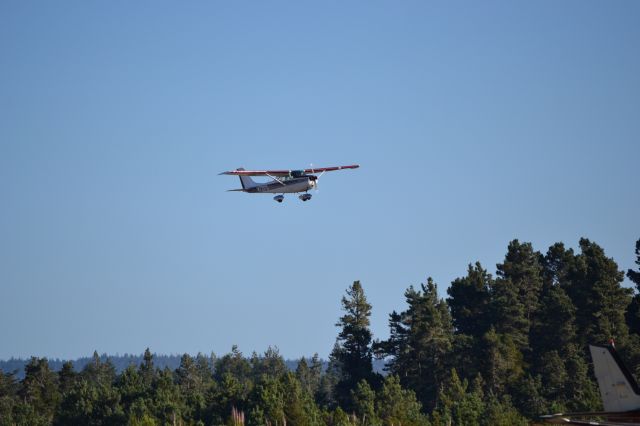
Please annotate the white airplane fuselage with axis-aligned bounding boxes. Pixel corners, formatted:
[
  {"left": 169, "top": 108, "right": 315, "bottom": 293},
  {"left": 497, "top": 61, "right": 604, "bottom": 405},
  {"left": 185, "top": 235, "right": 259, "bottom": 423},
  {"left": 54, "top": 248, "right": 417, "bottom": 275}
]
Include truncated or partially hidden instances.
[{"left": 245, "top": 177, "right": 315, "bottom": 194}]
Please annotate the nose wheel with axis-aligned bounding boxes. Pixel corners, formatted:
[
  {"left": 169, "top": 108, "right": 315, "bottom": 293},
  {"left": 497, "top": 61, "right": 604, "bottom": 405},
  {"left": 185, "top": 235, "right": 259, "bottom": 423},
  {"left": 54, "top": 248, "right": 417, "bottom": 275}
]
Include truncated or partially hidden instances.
[
  {"left": 299, "top": 193, "right": 312, "bottom": 202},
  {"left": 273, "top": 195, "right": 284, "bottom": 203}
]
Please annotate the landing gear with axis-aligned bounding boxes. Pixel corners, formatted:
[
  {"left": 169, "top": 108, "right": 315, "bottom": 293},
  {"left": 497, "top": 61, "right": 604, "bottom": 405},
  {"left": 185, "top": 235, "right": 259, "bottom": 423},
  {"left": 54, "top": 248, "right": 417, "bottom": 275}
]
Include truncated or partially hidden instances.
[
  {"left": 273, "top": 195, "right": 284, "bottom": 203},
  {"left": 299, "top": 193, "right": 312, "bottom": 202}
]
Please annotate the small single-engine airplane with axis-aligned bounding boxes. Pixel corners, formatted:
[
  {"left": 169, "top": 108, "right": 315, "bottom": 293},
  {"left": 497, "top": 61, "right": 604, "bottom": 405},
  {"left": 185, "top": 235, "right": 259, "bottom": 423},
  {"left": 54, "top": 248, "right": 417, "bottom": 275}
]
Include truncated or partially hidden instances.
[{"left": 220, "top": 164, "right": 359, "bottom": 202}]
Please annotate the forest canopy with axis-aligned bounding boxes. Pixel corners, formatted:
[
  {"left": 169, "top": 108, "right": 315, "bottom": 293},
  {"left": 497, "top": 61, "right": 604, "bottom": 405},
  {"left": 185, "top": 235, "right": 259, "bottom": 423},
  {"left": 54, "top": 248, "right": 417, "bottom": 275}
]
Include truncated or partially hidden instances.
[{"left": 1, "top": 237, "right": 640, "bottom": 426}]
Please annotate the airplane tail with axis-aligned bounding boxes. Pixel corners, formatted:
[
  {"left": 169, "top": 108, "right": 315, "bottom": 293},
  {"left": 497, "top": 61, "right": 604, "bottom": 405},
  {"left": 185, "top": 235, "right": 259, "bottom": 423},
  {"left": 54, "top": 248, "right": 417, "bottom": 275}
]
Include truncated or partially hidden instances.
[
  {"left": 590, "top": 344, "right": 640, "bottom": 412},
  {"left": 236, "top": 168, "right": 258, "bottom": 190}
]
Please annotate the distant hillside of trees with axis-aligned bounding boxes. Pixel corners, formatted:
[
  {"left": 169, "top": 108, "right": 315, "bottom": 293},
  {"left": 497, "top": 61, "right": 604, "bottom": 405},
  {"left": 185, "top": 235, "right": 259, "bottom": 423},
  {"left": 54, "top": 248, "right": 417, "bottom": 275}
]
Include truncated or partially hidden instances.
[
  {"left": 1, "top": 237, "right": 639, "bottom": 425},
  {"left": 1, "top": 354, "right": 186, "bottom": 380},
  {"left": 0, "top": 356, "right": 386, "bottom": 381}
]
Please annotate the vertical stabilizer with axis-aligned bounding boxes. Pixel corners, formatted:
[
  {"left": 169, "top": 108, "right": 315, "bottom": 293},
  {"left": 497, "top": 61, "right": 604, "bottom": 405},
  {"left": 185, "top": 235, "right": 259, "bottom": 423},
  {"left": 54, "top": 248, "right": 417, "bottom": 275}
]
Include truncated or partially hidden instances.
[
  {"left": 236, "top": 168, "right": 257, "bottom": 189},
  {"left": 590, "top": 344, "right": 640, "bottom": 412}
]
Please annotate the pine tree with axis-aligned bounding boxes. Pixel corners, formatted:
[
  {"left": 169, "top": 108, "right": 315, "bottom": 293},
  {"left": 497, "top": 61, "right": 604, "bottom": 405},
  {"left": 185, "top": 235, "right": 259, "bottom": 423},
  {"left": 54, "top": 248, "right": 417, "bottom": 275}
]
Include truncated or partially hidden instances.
[
  {"left": 479, "top": 328, "right": 524, "bottom": 395},
  {"left": 626, "top": 239, "right": 640, "bottom": 334},
  {"left": 447, "top": 262, "right": 493, "bottom": 338},
  {"left": 250, "top": 346, "right": 287, "bottom": 380},
  {"left": 434, "top": 369, "right": 484, "bottom": 426},
  {"left": 629, "top": 239, "right": 640, "bottom": 286},
  {"left": 215, "top": 346, "right": 253, "bottom": 384},
  {"left": 376, "top": 278, "right": 454, "bottom": 411},
  {"left": 149, "top": 367, "right": 184, "bottom": 425},
  {"left": 175, "top": 353, "right": 208, "bottom": 421},
  {"left": 562, "top": 344, "right": 600, "bottom": 412},
  {"left": 494, "top": 240, "right": 544, "bottom": 355},
  {"left": 331, "top": 281, "right": 377, "bottom": 410},
  {"left": 0, "top": 370, "right": 18, "bottom": 426},
  {"left": 140, "top": 348, "right": 155, "bottom": 388},
  {"left": 497, "top": 240, "right": 544, "bottom": 322},
  {"left": 375, "top": 375, "right": 427, "bottom": 426},
  {"left": 447, "top": 262, "right": 494, "bottom": 381},
  {"left": 489, "top": 277, "right": 529, "bottom": 353},
  {"left": 351, "top": 380, "right": 380, "bottom": 426},
  {"left": 58, "top": 361, "right": 77, "bottom": 395},
  {"left": 81, "top": 351, "right": 116, "bottom": 387},
  {"left": 541, "top": 243, "right": 575, "bottom": 289},
  {"left": 569, "top": 238, "right": 631, "bottom": 348},
  {"left": 17, "top": 357, "right": 60, "bottom": 424},
  {"left": 530, "top": 284, "right": 577, "bottom": 359}
]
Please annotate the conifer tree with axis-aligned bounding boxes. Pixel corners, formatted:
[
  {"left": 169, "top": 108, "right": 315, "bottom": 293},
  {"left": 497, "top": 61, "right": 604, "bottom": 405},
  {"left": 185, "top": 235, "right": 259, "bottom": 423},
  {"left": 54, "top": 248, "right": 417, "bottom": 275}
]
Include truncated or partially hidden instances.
[
  {"left": 479, "top": 328, "right": 524, "bottom": 395},
  {"left": 215, "top": 346, "right": 252, "bottom": 384},
  {"left": 493, "top": 240, "right": 544, "bottom": 356},
  {"left": 569, "top": 239, "right": 631, "bottom": 348},
  {"left": 375, "top": 375, "right": 426, "bottom": 426},
  {"left": 140, "top": 348, "right": 155, "bottom": 387},
  {"left": 58, "top": 361, "right": 77, "bottom": 396},
  {"left": 447, "top": 262, "right": 494, "bottom": 381},
  {"left": 250, "top": 346, "right": 287, "bottom": 380},
  {"left": 376, "top": 278, "right": 454, "bottom": 411},
  {"left": 489, "top": 277, "right": 529, "bottom": 353},
  {"left": 175, "top": 353, "right": 209, "bottom": 421},
  {"left": 0, "top": 371, "right": 18, "bottom": 425},
  {"left": 331, "top": 281, "right": 377, "bottom": 410},
  {"left": 18, "top": 357, "right": 60, "bottom": 424},
  {"left": 433, "top": 369, "right": 484, "bottom": 426},
  {"left": 626, "top": 239, "right": 640, "bottom": 334},
  {"left": 629, "top": 238, "right": 640, "bottom": 286},
  {"left": 351, "top": 380, "right": 379, "bottom": 426},
  {"left": 496, "top": 240, "right": 544, "bottom": 323},
  {"left": 81, "top": 351, "right": 117, "bottom": 387},
  {"left": 541, "top": 243, "right": 576, "bottom": 289},
  {"left": 447, "top": 262, "right": 492, "bottom": 338},
  {"left": 530, "top": 284, "right": 576, "bottom": 359}
]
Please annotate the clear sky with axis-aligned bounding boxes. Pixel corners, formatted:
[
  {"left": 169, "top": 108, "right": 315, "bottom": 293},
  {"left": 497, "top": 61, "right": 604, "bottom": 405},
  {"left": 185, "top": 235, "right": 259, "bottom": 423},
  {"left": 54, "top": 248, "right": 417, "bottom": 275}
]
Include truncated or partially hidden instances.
[{"left": 1, "top": 1, "right": 639, "bottom": 360}]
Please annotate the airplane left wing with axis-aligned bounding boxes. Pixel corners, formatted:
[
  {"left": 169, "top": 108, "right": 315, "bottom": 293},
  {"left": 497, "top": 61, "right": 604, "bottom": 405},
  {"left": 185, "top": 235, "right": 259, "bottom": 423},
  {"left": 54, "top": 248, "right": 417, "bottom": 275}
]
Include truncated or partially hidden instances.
[
  {"left": 219, "top": 164, "right": 359, "bottom": 177},
  {"left": 219, "top": 169, "right": 292, "bottom": 177}
]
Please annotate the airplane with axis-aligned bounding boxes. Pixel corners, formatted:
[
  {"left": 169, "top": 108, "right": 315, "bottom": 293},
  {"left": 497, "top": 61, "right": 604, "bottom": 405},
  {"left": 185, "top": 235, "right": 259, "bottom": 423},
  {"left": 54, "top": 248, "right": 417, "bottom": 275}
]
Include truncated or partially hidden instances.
[
  {"left": 219, "top": 164, "right": 359, "bottom": 202},
  {"left": 541, "top": 342, "right": 640, "bottom": 425}
]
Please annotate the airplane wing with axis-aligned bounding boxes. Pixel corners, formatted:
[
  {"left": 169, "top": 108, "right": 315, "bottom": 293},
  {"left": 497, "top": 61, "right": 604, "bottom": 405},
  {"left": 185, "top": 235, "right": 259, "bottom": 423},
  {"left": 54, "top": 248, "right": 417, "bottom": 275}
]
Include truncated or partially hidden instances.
[
  {"left": 219, "top": 164, "right": 359, "bottom": 177},
  {"left": 303, "top": 164, "right": 360, "bottom": 174}
]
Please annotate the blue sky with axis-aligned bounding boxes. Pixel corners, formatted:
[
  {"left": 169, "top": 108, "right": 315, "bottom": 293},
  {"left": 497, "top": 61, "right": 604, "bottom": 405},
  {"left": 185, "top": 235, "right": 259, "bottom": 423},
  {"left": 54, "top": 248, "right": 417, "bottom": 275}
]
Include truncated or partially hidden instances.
[{"left": 1, "top": 1, "right": 639, "bottom": 360}]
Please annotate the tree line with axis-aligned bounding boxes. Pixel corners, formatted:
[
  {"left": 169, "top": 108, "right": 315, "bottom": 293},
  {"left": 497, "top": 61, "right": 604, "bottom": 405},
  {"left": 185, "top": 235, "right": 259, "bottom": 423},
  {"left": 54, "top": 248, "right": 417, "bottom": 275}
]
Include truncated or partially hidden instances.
[{"left": 1, "top": 237, "right": 639, "bottom": 425}]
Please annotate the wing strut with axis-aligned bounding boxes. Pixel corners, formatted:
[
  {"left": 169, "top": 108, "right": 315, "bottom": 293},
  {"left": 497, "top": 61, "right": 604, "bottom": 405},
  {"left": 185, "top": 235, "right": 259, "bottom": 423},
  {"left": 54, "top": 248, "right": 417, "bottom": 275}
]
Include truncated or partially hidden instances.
[{"left": 265, "top": 173, "right": 286, "bottom": 186}]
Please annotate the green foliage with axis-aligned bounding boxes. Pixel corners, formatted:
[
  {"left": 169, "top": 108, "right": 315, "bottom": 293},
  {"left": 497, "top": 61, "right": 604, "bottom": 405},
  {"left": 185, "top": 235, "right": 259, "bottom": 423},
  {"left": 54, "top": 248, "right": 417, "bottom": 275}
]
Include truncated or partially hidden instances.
[
  {"left": 483, "top": 394, "right": 528, "bottom": 426},
  {"left": 433, "top": 369, "right": 484, "bottom": 426},
  {"left": 627, "top": 239, "right": 640, "bottom": 334},
  {"left": 375, "top": 375, "right": 427, "bottom": 426},
  {"left": 567, "top": 238, "right": 631, "bottom": 348},
  {"left": 628, "top": 238, "right": 640, "bottom": 286},
  {"left": 496, "top": 240, "right": 544, "bottom": 324},
  {"left": 351, "top": 380, "right": 379, "bottom": 426},
  {"left": 331, "top": 281, "right": 378, "bottom": 410},
  {"left": 447, "top": 262, "right": 492, "bottom": 338},
  {"left": 489, "top": 277, "right": 529, "bottom": 353},
  {"left": 0, "top": 371, "right": 18, "bottom": 426},
  {"left": 4, "top": 237, "right": 640, "bottom": 424},
  {"left": 479, "top": 328, "right": 524, "bottom": 395},
  {"left": 375, "top": 279, "right": 454, "bottom": 411},
  {"left": 18, "top": 357, "right": 60, "bottom": 424}
]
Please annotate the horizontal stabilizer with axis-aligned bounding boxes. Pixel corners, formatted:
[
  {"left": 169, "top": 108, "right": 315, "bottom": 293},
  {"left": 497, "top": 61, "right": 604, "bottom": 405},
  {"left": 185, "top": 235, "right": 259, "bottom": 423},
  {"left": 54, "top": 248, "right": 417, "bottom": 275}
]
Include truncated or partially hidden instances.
[{"left": 227, "top": 189, "right": 245, "bottom": 192}]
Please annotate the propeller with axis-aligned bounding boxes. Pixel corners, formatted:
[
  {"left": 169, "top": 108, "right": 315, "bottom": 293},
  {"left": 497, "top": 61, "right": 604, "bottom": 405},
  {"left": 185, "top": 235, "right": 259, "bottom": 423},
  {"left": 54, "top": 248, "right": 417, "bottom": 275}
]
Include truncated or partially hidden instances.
[{"left": 310, "top": 164, "right": 320, "bottom": 192}]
